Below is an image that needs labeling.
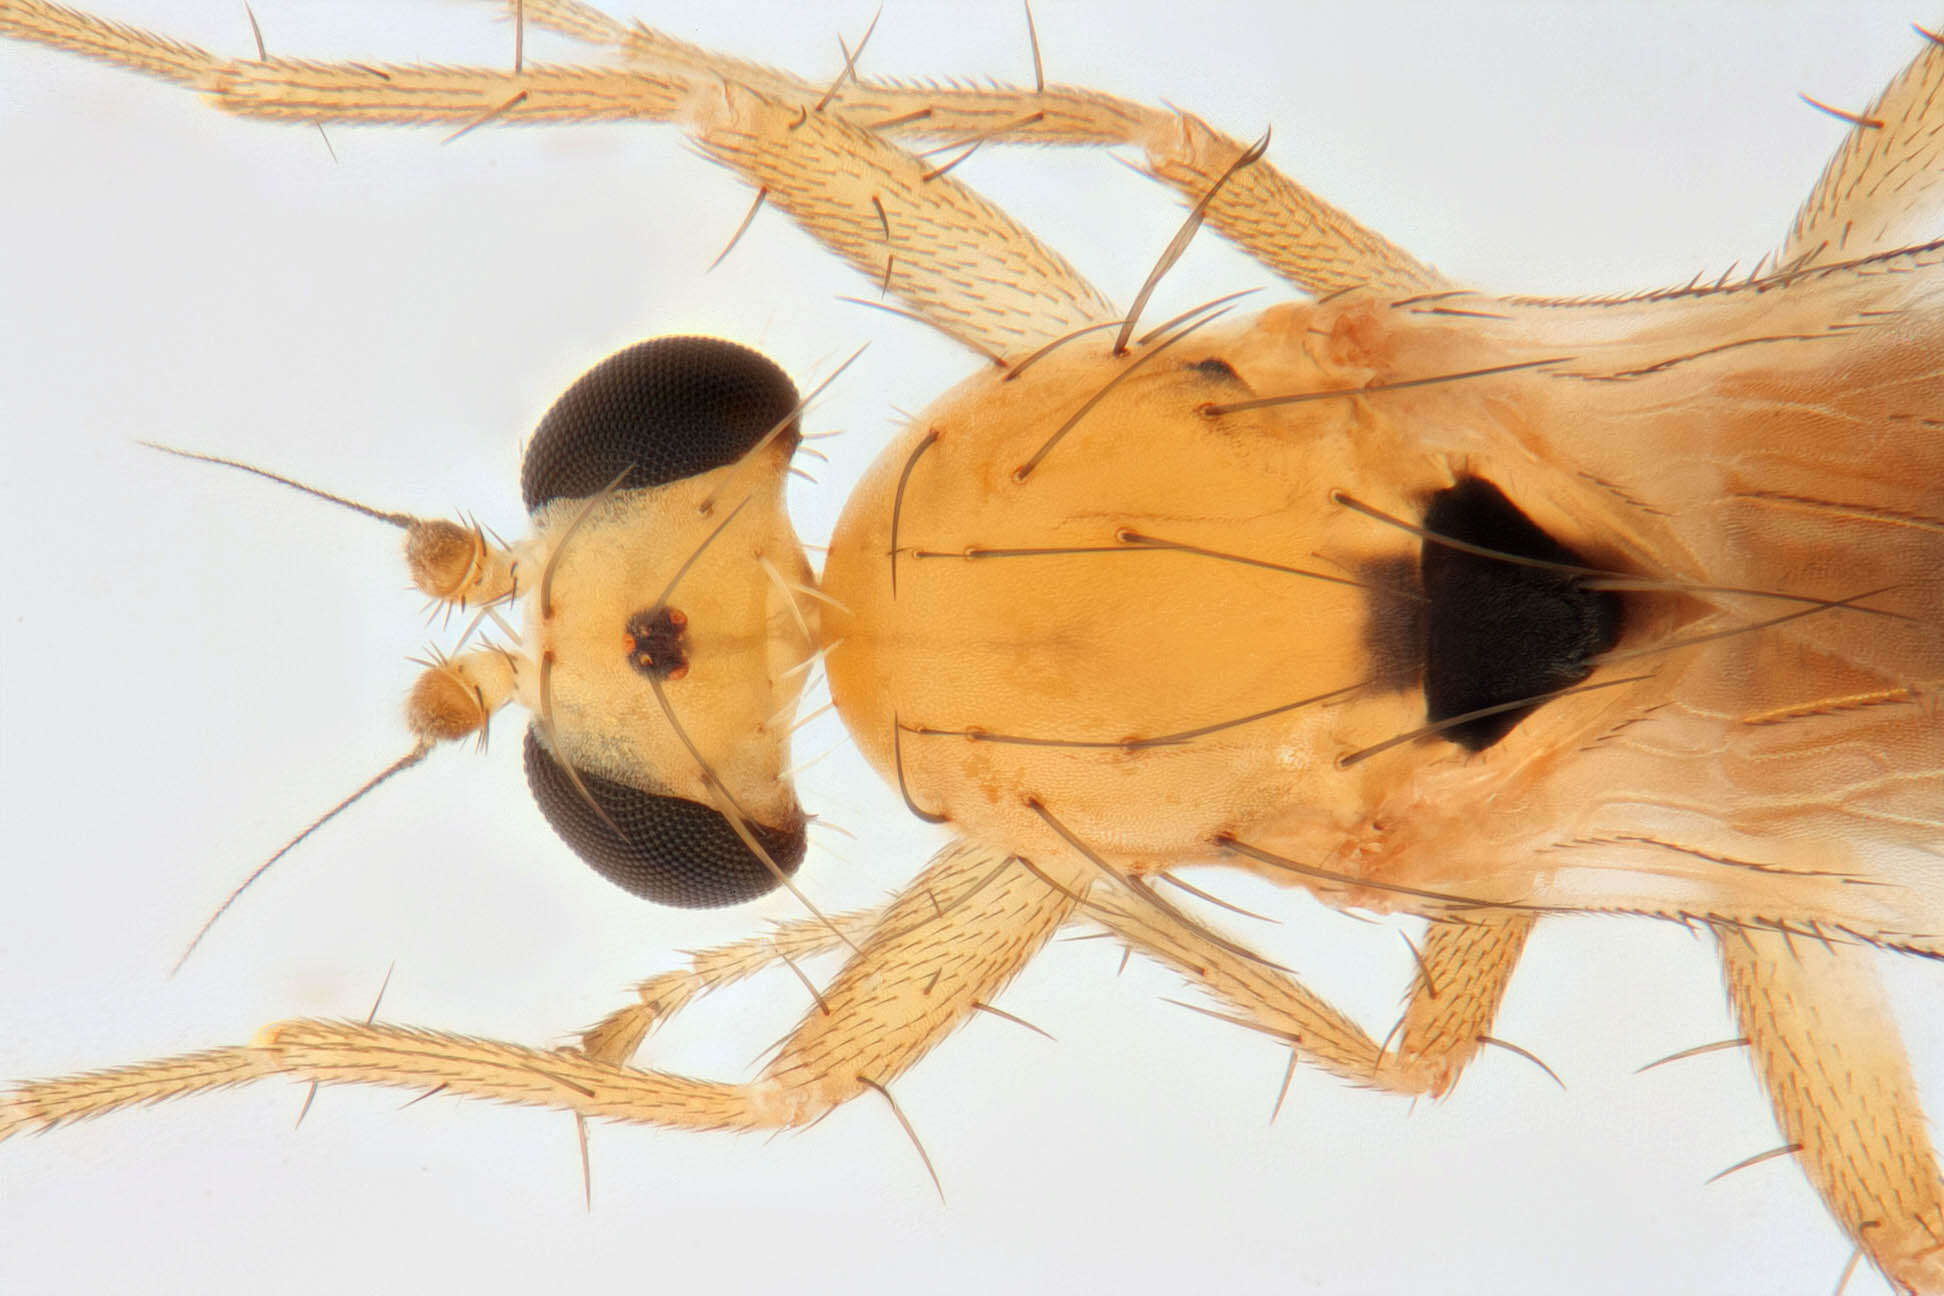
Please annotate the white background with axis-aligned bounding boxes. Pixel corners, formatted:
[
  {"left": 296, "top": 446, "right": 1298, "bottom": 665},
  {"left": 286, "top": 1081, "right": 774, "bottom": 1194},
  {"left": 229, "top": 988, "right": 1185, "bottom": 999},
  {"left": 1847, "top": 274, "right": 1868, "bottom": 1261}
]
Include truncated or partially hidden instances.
[{"left": 1, "top": 2, "right": 1939, "bottom": 1293}]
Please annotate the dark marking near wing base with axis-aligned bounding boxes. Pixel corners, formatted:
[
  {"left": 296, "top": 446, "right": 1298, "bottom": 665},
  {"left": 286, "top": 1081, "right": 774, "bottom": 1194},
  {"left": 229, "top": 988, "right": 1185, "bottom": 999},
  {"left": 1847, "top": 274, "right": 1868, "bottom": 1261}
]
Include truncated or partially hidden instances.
[
  {"left": 1356, "top": 553, "right": 1425, "bottom": 693},
  {"left": 1189, "top": 356, "right": 1243, "bottom": 382},
  {"left": 1421, "top": 477, "right": 1623, "bottom": 749}
]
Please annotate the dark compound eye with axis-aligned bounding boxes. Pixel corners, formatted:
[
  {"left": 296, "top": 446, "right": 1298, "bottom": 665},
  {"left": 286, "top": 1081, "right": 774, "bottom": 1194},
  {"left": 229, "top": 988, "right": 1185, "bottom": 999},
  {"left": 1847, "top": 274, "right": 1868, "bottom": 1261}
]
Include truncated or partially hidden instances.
[
  {"left": 520, "top": 336, "right": 800, "bottom": 511},
  {"left": 524, "top": 729, "right": 805, "bottom": 908}
]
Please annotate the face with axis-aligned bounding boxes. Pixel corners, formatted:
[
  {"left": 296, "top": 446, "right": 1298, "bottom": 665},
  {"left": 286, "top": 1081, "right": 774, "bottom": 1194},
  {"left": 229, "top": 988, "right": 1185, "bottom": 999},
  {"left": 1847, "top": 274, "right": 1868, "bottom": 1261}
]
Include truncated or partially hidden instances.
[{"left": 0, "top": 4, "right": 1935, "bottom": 1293}]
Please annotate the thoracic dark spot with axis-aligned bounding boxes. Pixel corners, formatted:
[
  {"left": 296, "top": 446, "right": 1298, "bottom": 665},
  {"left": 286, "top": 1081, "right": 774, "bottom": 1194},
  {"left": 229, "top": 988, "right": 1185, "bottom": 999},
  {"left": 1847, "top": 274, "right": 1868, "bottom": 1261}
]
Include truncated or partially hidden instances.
[
  {"left": 1190, "top": 356, "right": 1242, "bottom": 381},
  {"left": 1420, "top": 477, "right": 1624, "bottom": 751},
  {"left": 1354, "top": 553, "right": 1424, "bottom": 694}
]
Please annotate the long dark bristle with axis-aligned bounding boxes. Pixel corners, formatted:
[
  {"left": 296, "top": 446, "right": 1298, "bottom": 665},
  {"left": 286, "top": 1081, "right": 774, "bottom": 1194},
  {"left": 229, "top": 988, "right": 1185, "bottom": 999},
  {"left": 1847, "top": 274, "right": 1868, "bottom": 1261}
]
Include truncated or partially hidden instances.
[
  {"left": 1204, "top": 356, "right": 1570, "bottom": 417},
  {"left": 1113, "top": 130, "right": 1268, "bottom": 356},
  {"left": 172, "top": 744, "right": 430, "bottom": 975},
  {"left": 141, "top": 441, "right": 413, "bottom": 528}
]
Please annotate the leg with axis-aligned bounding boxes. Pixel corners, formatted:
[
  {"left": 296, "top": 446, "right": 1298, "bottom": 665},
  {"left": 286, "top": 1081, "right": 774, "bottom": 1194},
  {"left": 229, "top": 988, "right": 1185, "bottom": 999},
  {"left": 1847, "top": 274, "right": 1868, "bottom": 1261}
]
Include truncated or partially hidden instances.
[
  {"left": 687, "top": 84, "right": 1116, "bottom": 360},
  {"left": 1720, "top": 928, "right": 1944, "bottom": 1294},
  {"left": 578, "top": 907, "right": 879, "bottom": 1066},
  {"left": 0, "top": 0, "right": 1114, "bottom": 360},
  {"left": 524, "top": 0, "right": 1448, "bottom": 297},
  {"left": 1082, "top": 882, "right": 1380, "bottom": 1085},
  {"left": 1085, "top": 884, "right": 1537, "bottom": 1101},
  {"left": 588, "top": 875, "right": 1535, "bottom": 1102},
  {"left": 1379, "top": 913, "right": 1536, "bottom": 1098},
  {"left": 0, "top": 0, "right": 1446, "bottom": 332},
  {"left": 1786, "top": 25, "right": 1944, "bottom": 268},
  {"left": 0, "top": 841, "right": 1078, "bottom": 1138}
]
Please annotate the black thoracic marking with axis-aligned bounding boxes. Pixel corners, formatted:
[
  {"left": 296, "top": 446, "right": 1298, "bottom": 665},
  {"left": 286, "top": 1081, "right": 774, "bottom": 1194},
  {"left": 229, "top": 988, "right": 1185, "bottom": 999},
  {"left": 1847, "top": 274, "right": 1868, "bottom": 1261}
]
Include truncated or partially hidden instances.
[
  {"left": 1355, "top": 553, "right": 1425, "bottom": 694},
  {"left": 521, "top": 336, "right": 800, "bottom": 512},
  {"left": 1421, "top": 477, "right": 1623, "bottom": 750},
  {"left": 625, "top": 605, "right": 688, "bottom": 678},
  {"left": 1190, "top": 356, "right": 1242, "bottom": 381},
  {"left": 523, "top": 729, "right": 805, "bottom": 908}
]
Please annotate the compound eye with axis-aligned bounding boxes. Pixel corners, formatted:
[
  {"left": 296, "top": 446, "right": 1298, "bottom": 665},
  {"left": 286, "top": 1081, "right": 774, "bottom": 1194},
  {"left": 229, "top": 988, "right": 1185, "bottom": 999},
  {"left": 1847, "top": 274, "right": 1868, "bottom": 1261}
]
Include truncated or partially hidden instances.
[
  {"left": 522, "top": 729, "right": 806, "bottom": 908},
  {"left": 520, "top": 336, "right": 800, "bottom": 511}
]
